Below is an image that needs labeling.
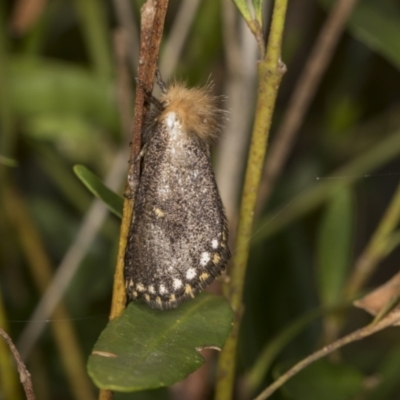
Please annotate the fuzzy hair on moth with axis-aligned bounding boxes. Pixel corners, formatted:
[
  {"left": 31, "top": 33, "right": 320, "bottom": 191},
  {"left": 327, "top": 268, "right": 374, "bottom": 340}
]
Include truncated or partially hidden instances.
[{"left": 124, "top": 76, "right": 230, "bottom": 310}]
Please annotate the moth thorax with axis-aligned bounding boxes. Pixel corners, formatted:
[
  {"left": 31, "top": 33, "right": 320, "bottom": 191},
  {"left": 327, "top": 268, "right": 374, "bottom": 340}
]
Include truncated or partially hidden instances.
[{"left": 160, "top": 82, "right": 221, "bottom": 142}]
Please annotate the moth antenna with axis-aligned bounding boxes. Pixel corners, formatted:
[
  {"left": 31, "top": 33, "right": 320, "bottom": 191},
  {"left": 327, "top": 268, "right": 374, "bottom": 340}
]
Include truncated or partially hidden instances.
[{"left": 156, "top": 68, "right": 168, "bottom": 94}]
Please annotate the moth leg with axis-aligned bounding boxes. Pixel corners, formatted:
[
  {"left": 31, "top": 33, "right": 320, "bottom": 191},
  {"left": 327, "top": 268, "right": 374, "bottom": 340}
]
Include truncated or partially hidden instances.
[
  {"left": 155, "top": 68, "right": 168, "bottom": 94},
  {"left": 136, "top": 142, "right": 149, "bottom": 161},
  {"left": 135, "top": 77, "right": 164, "bottom": 111}
]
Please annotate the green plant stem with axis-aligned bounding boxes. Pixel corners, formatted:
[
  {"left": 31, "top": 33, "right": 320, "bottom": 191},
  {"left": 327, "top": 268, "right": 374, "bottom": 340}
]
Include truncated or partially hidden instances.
[
  {"left": 345, "top": 180, "right": 400, "bottom": 298},
  {"left": 256, "top": 0, "right": 359, "bottom": 213},
  {"left": 215, "top": 1, "right": 288, "bottom": 399}
]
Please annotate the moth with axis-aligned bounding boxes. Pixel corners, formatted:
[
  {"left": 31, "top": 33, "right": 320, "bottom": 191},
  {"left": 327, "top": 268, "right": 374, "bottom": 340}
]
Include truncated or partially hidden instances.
[{"left": 124, "top": 79, "right": 230, "bottom": 310}]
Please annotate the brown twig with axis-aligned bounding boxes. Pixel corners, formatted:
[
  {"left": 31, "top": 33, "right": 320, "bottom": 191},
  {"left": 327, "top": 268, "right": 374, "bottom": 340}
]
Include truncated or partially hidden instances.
[
  {"left": 109, "top": 0, "right": 169, "bottom": 320},
  {"left": 0, "top": 329, "right": 36, "bottom": 400},
  {"left": 126, "top": 0, "right": 169, "bottom": 196},
  {"left": 256, "top": 0, "right": 359, "bottom": 213},
  {"left": 254, "top": 309, "right": 400, "bottom": 399},
  {"left": 102, "top": 1, "right": 169, "bottom": 399}
]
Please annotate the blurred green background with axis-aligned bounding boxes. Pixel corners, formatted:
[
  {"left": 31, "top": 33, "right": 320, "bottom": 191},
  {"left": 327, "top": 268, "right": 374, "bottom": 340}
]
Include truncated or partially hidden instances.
[{"left": 1, "top": 0, "right": 400, "bottom": 399}]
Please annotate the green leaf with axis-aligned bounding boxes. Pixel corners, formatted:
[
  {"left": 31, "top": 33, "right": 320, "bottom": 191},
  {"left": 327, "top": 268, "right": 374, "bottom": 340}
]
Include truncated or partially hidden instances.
[
  {"left": 319, "top": 0, "right": 400, "bottom": 70},
  {"left": 252, "top": 0, "right": 263, "bottom": 27},
  {"left": 316, "top": 187, "right": 353, "bottom": 305},
  {"left": 73, "top": 165, "right": 123, "bottom": 218},
  {"left": 277, "top": 359, "right": 363, "bottom": 400},
  {"left": 87, "top": 292, "right": 233, "bottom": 392},
  {"left": 9, "top": 56, "right": 119, "bottom": 133},
  {"left": 232, "top": 0, "right": 253, "bottom": 23}
]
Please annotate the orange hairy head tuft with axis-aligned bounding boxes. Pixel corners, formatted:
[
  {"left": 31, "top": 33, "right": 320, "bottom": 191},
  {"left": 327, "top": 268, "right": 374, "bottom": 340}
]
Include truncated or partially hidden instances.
[{"left": 159, "top": 82, "right": 224, "bottom": 141}]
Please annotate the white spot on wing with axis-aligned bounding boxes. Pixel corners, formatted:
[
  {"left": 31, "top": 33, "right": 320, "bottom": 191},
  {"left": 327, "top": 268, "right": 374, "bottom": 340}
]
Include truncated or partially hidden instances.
[
  {"left": 200, "top": 252, "right": 211, "bottom": 266},
  {"left": 173, "top": 279, "right": 183, "bottom": 290},
  {"left": 212, "top": 239, "right": 219, "bottom": 249},
  {"left": 148, "top": 285, "right": 155, "bottom": 294},
  {"left": 186, "top": 268, "right": 197, "bottom": 280},
  {"left": 159, "top": 284, "right": 167, "bottom": 294}
]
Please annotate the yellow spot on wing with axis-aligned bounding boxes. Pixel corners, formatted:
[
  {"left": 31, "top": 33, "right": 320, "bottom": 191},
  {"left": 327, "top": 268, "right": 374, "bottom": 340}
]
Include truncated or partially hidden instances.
[
  {"left": 185, "top": 284, "right": 195, "bottom": 298},
  {"left": 154, "top": 207, "right": 165, "bottom": 217},
  {"left": 199, "top": 272, "right": 210, "bottom": 282},
  {"left": 213, "top": 253, "right": 221, "bottom": 264},
  {"left": 136, "top": 283, "right": 145, "bottom": 292},
  {"left": 169, "top": 294, "right": 176, "bottom": 302},
  {"left": 144, "top": 294, "right": 150, "bottom": 302},
  {"left": 156, "top": 296, "right": 162, "bottom": 306}
]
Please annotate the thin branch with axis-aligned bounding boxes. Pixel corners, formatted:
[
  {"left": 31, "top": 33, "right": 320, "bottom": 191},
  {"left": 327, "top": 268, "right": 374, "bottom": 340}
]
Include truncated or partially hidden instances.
[
  {"left": 345, "top": 180, "right": 400, "bottom": 298},
  {"left": 215, "top": 1, "right": 288, "bottom": 399},
  {"left": 254, "top": 309, "right": 400, "bottom": 400},
  {"left": 256, "top": 0, "right": 359, "bottom": 214},
  {"left": 244, "top": 300, "right": 351, "bottom": 395},
  {"left": 231, "top": 0, "right": 265, "bottom": 58},
  {"left": 0, "top": 329, "right": 36, "bottom": 400},
  {"left": 101, "top": 1, "right": 169, "bottom": 399},
  {"left": 0, "top": 292, "right": 22, "bottom": 400}
]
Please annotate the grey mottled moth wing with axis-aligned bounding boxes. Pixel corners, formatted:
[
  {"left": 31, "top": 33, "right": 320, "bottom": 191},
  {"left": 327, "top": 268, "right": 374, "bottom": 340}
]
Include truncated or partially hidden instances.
[{"left": 124, "top": 114, "right": 230, "bottom": 310}]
